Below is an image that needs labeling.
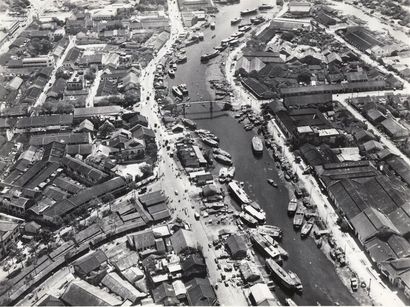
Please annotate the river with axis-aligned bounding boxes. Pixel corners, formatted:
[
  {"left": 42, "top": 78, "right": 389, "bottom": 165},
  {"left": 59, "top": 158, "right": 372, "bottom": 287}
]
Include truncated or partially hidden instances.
[{"left": 169, "top": 0, "right": 358, "bottom": 305}]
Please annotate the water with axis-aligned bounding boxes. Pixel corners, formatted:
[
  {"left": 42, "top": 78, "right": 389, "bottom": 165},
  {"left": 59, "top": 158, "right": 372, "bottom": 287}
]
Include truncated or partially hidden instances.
[{"left": 171, "top": 1, "right": 358, "bottom": 305}]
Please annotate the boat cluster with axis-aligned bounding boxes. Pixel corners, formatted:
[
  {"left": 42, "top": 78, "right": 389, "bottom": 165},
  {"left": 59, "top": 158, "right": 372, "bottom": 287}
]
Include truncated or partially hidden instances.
[
  {"left": 195, "top": 129, "right": 220, "bottom": 148},
  {"left": 235, "top": 105, "right": 264, "bottom": 131},
  {"left": 171, "top": 84, "right": 189, "bottom": 98}
]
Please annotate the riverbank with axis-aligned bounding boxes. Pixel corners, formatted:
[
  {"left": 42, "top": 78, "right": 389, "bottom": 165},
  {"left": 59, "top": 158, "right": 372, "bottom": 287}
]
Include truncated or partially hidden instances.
[{"left": 222, "top": 8, "right": 404, "bottom": 306}]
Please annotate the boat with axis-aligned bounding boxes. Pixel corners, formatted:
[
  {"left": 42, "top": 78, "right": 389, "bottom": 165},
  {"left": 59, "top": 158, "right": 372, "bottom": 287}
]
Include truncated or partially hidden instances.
[
  {"left": 201, "top": 137, "right": 219, "bottom": 147},
  {"left": 288, "top": 271, "right": 303, "bottom": 292},
  {"left": 250, "top": 232, "right": 283, "bottom": 261},
  {"left": 221, "top": 38, "right": 231, "bottom": 45},
  {"left": 214, "top": 44, "right": 228, "bottom": 52},
  {"left": 181, "top": 118, "right": 196, "bottom": 129},
  {"left": 168, "top": 69, "right": 175, "bottom": 77},
  {"left": 265, "top": 258, "right": 303, "bottom": 291},
  {"left": 172, "top": 86, "right": 183, "bottom": 97},
  {"left": 210, "top": 22, "right": 216, "bottom": 29},
  {"left": 200, "top": 50, "right": 220, "bottom": 62},
  {"left": 250, "top": 16, "right": 265, "bottom": 25},
  {"left": 293, "top": 209, "right": 304, "bottom": 229},
  {"left": 178, "top": 83, "right": 189, "bottom": 95},
  {"left": 232, "top": 31, "right": 245, "bottom": 38},
  {"left": 267, "top": 179, "right": 278, "bottom": 188},
  {"left": 214, "top": 154, "right": 233, "bottom": 166},
  {"left": 228, "top": 181, "right": 251, "bottom": 204},
  {"left": 238, "top": 25, "right": 251, "bottom": 32},
  {"left": 228, "top": 38, "right": 239, "bottom": 46},
  {"left": 252, "top": 136, "right": 263, "bottom": 154},
  {"left": 257, "top": 225, "right": 283, "bottom": 240},
  {"left": 239, "top": 212, "right": 258, "bottom": 227},
  {"left": 244, "top": 124, "right": 253, "bottom": 131},
  {"left": 287, "top": 199, "right": 298, "bottom": 216},
  {"left": 285, "top": 298, "right": 298, "bottom": 306},
  {"left": 231, "top": 17, "right": 242, "bottom": 25},
  {"left": 213, "top": 148, "right": 231, "bottom": 158},
  {"left": 243, "top": 204, "right": 266, "bottom": 224},
  {"left": 227, "top": 166, "right": 235, "bottom": 178},
  {"left": 176, "top": 55, "right": 187, "bottom": 63},
  {"left": 240, "top": 8, "right": 258, "bottom": 16},
  {"left": 261, "top": 232, "right": 287, "bottom": 258},
  {"left": 259, "top": 4, "right": 274, "bottom": 10},
  {"left": 301, "top": 219, "right": 314, "bottom": 238}
]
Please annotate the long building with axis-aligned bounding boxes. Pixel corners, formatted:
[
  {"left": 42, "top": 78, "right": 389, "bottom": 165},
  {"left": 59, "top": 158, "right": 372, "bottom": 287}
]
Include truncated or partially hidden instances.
[{"left": 280, "top": 80, "right": 389, "bottom": 97}]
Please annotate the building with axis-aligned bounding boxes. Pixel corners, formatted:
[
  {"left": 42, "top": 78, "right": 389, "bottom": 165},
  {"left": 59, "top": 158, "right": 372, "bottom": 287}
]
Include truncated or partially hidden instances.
[
  {"left": 380, "top": 118, "right": 409, "bottom": 140},
  {"left": 177, "top": 0, "right": 213, "bottom": 11},
  {"left": 185, "top": 278, "right": 217, "bottom": 306},
  {"left": 20, "top": 56, "right": 55, "bottom": 68},
  {"left": 73, "top": 249, "right": 108, "bottom": 282},
  {"left": 62, "top": 155, "right": 109, "bottom": 186},
  {"left": 152, "top": 283, "right": 179, "bottom": 305},
  {"left": 60, "top": 280, "right": 122, "bottom": 306},
  {"left": 225, "top": 234, "right": 248, "bottom": 259},
  {"left": 288, "top": 1, "right": 311, "bottom": 15},
  {"left": 0, "top": 221, "right": 20, "bottom": 259},
  {"left": 170, "top": 229, "right": 198, "bottom": 254},
  {"left": 248, "top": 283, "right": 276, "bottom": 306},
  {"left": 127, "top": 230, "right": 156, "bottom": 252},
  {"left": 181, "top": 254, "right": 207, "bottom": 280}
]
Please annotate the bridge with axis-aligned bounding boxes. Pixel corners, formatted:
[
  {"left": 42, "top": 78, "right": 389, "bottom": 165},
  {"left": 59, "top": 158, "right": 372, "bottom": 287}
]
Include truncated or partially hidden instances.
[{"left": 174, "top": 99, "right": 232, "bottom": 117}]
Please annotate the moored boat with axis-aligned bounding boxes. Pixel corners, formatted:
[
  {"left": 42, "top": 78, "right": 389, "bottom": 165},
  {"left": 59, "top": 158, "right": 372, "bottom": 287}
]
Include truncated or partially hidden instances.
[
  {"left": 243, "top": 204, "right": 265, "bottom": 224},
  {"left": 250, "top": 232, "right": 283, "bottom": 261},
  {"left": 252, "top": 136, "right": 263, "bottom": 154},
  {"left": 257, "top": 224, "right": 283, "bottom": 240},
  {"left": 231, "top": 17, "right": 242, "bottom": 25},
  {"left": 172, "top": 85, "right": 183, "bottom": 97},
  {"left": 301, "top": 219, "right": 314, "bottom": 238},
  {"left": 250, "top": 16, "right": 265, "bottom": 25},
  {"left": 285, "top": 298, "right": 297, "bottom": 306},
  {"left": 228, "top": 181, "right": 251, "bottom": 204},
  {"left": 178, "top": 83, "right": 189, "bottom": 95},
  {"left": 265, "top": 258, "right": 303, "bottom": 291},
  {"left": 176, "top": 55, "right": 187, "bottom": 63},
  {"left": 200, "top": 49, "right": 220, "bottom": 62},
  {"left": 287, "top": 199, "right": 298, "bottom": 216},
  {"left": 214, "top": 154, "right": 233, "bottom": 166},
  {"left": 259, "top": 4, "right": 274, "bottom": 10},
  {"left": 213, "top": 148, "right": 231, "bottom": 158},
  {"left": 267, "top": 179, "right": 278, "bottom": 188},
  {"left": 293, "top": 209, "right": 304, "bottom": 229},
  {"left": 239, "top": 212, "right": 258, "bottom": 227},
  {"left": 240, "top": 8, "right": 258, "bottom": 16},
  {"left": 181, "top": 118, "right": 196, "bottom": 129},
  {"left": 201, "top": 137, "right": 219, "bottom": 147}
]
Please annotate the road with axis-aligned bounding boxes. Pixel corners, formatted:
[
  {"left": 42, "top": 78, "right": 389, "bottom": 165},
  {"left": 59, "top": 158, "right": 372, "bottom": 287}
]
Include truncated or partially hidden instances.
[{"left": 33, "top": 36, "right": 77, "bottom": 108}]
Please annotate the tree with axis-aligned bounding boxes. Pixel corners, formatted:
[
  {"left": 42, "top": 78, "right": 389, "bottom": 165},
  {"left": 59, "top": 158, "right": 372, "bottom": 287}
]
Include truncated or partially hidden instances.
[{"left": 139, "top": 163, "right": 153, "bottom": 179}]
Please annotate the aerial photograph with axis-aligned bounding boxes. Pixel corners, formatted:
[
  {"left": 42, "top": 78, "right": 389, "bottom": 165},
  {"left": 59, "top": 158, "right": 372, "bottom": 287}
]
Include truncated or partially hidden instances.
[{"left": 0, "top": 0, "right": 410, "bottom": 306}]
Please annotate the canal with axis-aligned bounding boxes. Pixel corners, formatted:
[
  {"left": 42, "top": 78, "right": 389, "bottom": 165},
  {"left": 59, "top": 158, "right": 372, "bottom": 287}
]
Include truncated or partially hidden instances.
[{"left": 170, "top": 0, "right": 358, "bottom": 305}]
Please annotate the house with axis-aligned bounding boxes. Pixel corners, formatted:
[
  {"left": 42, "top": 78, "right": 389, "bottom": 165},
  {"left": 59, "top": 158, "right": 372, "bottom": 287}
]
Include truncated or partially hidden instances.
[
  {"left": 170, "top": 229, "right": 198, "bottom": 254},
  {"left": 6, "top": 77, "right": 24, "bottom": 91},
  {"left": 60, "top": 280, "right": 122, "bottom": 306},
  {"left": 0, "top": 221, "right": 20, "bottom": 259},
  {"left": 360, "top": 140, "right": 384, "bottom": 154},
  {"left": 366, "top": 108, "right": 386, "bottom": 124},
  {"left": 62, "top": 155, "right": 109, "bottom": 186},
  {"left": 131, "top": 125, "right": 156, "bottom": 146},
  {"left": 240, "top": 261, "right": 261, "bottom": 282},
  {"left": 185, "top": 278, "right": 217, "bottom": 306},
  {"left": 225, "top": 234, "right": 248, "bottom": 259},
  {"left": 248, "top": 283, "right": 276, "bottom": 306},
  {"left": 24, "top": 221, "right": 41, "bottom": 235},
  {"left": 127, "top": 230, "right": 156, "bottom": 252},
  {"left": 101, "top": 272, "right": 147, "bottom": 303},
  {"left": 350, "top": 207, "right": 401, "bottom": 245},
  {"left": 380, "top": 118, "right": 409, "bottom": 140},
  {"left": 152, "top": 283, "right": 179, "bottom": 306},
  {"left": 73, "top": 249, "right": 108, "bottom": 283},
  {"left": 181, "top": 254, "right": 207, "bottom": 280}
]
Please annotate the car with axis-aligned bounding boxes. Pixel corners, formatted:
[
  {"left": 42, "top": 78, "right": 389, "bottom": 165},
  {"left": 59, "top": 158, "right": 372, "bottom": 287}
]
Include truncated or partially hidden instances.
[
  {"left": 224, "top": 281, "right": 229, "bottom": 287},
  {"left": 217, "top": 264, "right": 221, "bottom": 270},
  {"left": 350, "top": 277, "right": 359, "bottom": 291},
  {"left": 174, "top": 190, "right": 178, "bottom": 195}
]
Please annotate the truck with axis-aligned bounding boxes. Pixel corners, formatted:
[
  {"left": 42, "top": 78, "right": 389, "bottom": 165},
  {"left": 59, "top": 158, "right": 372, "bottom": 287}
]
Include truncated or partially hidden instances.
[{"left": 194, "top": 212, "right": 200, "bottom": 220}]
